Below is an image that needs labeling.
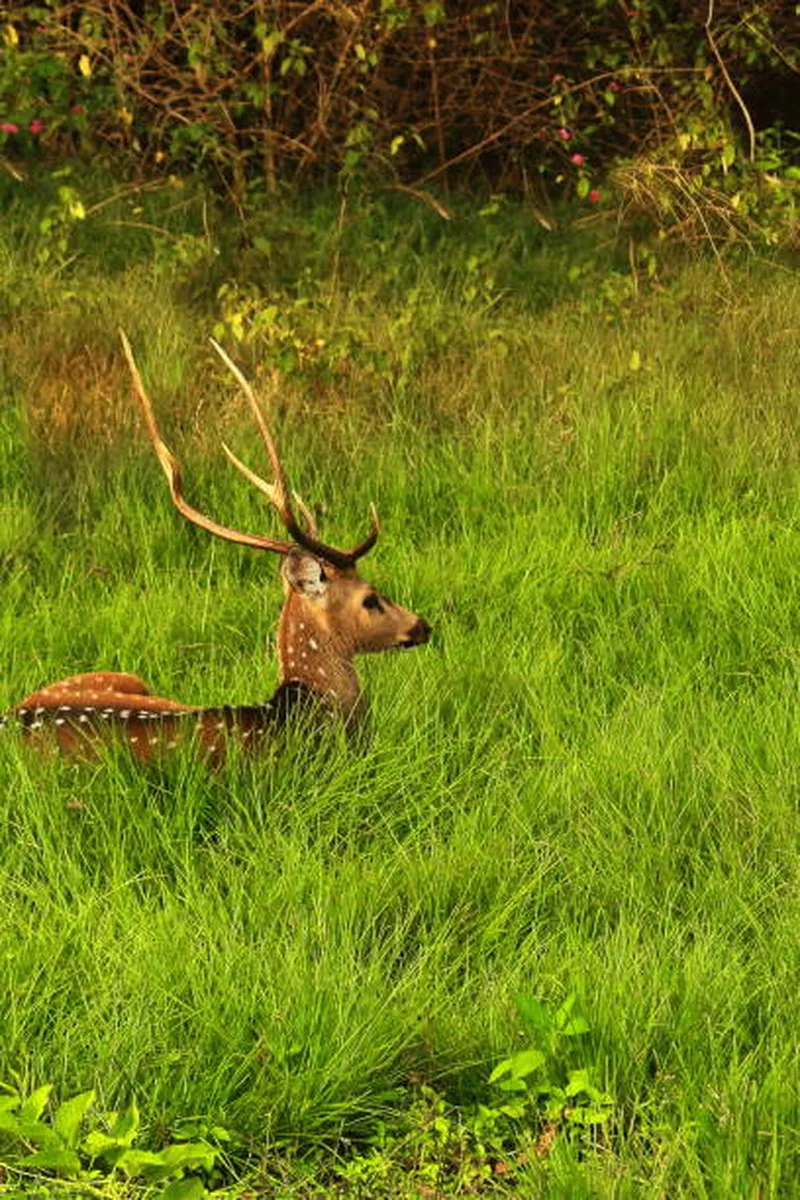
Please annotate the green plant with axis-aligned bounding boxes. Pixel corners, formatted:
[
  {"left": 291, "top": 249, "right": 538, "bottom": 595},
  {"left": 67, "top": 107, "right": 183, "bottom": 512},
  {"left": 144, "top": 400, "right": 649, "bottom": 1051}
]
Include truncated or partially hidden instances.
[
  {"left": 35, "top": 175, "right": 87, "bottom": 269},
  {"left": 487, "top": 995, "right": 613, "bottom": 1132},
  {"left": 0, "top": 1083, "right": 223, "bottom": 1198},
  {"left": 332, "top": 999, "right": 613, "bottom": 1195}
]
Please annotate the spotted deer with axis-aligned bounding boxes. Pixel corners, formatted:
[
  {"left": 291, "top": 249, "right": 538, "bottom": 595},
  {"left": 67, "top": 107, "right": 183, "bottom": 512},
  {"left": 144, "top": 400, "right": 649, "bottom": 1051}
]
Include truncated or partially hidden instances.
[{"left": 1, "top": 332, "right": 430, "bottom": 763}]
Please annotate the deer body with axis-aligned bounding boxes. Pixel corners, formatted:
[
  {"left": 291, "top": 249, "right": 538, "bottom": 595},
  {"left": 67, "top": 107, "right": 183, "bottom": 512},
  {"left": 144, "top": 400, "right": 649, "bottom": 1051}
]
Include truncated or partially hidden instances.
[{"left": 2, "top": 336, "right": 429, "bottom": 763}]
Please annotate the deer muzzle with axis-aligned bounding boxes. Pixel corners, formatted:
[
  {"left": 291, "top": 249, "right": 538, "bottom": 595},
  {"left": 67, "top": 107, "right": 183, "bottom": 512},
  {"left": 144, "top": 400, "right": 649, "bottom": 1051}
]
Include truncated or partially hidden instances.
[{"left": 400, "top": 618, "right": 432, "bottom": 648}]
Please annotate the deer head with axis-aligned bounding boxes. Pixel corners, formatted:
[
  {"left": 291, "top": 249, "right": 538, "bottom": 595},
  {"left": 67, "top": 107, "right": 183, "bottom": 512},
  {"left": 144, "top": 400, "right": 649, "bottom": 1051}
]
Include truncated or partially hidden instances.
[{"left": 120, "top": 332, "right": 430, "bottom": 721}]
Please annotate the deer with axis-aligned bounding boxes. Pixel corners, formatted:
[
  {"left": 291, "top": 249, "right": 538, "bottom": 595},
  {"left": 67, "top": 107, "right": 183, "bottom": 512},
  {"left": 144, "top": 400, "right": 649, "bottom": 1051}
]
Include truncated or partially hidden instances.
[{"left": 0, "top": 332, "right": 430, "bottom": 764}]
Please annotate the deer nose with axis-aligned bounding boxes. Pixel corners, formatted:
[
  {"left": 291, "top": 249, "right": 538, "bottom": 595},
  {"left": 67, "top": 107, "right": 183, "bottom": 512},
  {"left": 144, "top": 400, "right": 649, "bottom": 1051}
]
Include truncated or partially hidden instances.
[{"left": 406, "top": 618, "right": 431, "bottom": 645}]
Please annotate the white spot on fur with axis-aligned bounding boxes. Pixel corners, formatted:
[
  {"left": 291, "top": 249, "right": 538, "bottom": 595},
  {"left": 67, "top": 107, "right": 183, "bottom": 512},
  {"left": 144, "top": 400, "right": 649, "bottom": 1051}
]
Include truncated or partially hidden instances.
[{"left": 309, "top": 637, "right": 319, "bottom": 651}]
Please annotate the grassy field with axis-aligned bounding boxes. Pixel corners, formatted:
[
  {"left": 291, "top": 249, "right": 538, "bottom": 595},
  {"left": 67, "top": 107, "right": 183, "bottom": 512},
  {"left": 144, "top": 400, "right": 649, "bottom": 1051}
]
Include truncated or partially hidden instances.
[{"left": 0, "top": 171, "right": 798, "bottom": 1196}]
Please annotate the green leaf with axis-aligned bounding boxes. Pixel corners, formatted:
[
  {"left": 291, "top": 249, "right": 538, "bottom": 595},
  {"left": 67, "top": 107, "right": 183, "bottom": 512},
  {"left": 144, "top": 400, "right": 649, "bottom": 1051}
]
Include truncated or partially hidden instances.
[
  {"left": 488, "top": 1057, "right": 513, "bottom": 1084},
  {"left": 565, "top": 1068, "right": 590, "bottom": 1097},
  {"left": 151, "top": 1142, "right": 216, "bottom": 1172},
  {"left": 21, "top": 1146, "right": 82, "bottom": 1175},
  {"left": 562, "top": 1015, "right": 590, "bottom": 1035},
  {"left": 566, "top": 1102, "right": 609, "bottom": 1125},
  {"left": 19, "top": 1084, "right": 53, "bottom": 1122},
  {"left": 6, "top": 1116, "right": 62, "bottom": 1150},
  {"left": 261, "top": 31, "right": 282, "bottom": 57},
  {"left": 116, "top": 1148, "right": 173, "bottom": 1180},
  {"left": 555, "top": 994, "right": 576, "bottom": 1025},
  {"left": 508, "top": 1049, "right": 546, "bottom": 1079},
  {"left": 498, "top": 1102, "right": 526, "bottom": 1119},
  {"left": 515, "top": 998, "right": 554, "bottom": 1036},
  {"left": 158, "top": 1179, "right": 207, "bottom": 1200},
  {"left": 581, "top": 1105, "right": 613, "bottom": 1124},
  {"left": 83, "top": 1130, "right": 124, "bottom": 1158},
  {"left": 0, "top": 1109, "right": 23, "bottom": 1134},
  {"left": 110, "top": 1101, "right": 140, "bottom": 1145},
  {"left": 0, "top": 1089, "right": 20, "bottom": 1114},
  {"left": 54, "top": 1090, "right": 95, "bottom": 1148},
  {"left": 115, "top": 1142, "right": 216, "bottom": 1182}
]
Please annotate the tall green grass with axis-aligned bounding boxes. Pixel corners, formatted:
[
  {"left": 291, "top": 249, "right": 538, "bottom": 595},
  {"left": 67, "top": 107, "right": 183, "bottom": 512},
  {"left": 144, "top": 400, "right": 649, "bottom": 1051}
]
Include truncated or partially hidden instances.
[{"left": 0, "top": 175, "right": 798, "bottom": 1194}]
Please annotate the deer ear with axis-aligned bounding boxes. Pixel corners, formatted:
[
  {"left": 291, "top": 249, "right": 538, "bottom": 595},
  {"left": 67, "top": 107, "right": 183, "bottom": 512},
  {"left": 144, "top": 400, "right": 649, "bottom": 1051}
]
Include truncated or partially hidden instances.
[{"left": 282, "top": 549, "right": 329, "bottom": 600}]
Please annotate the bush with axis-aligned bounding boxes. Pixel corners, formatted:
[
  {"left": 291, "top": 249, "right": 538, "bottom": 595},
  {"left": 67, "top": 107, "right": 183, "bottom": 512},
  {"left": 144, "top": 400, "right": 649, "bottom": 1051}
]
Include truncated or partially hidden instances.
[{"left": 1, "top": 2, "right": 797, "bottom": 210}]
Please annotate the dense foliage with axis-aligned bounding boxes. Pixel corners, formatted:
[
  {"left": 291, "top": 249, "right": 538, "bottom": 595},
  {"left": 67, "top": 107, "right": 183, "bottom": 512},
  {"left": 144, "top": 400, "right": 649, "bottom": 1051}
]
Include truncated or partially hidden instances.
[{"left": 1, "top": 1, "right": 799, "bottom": 245}]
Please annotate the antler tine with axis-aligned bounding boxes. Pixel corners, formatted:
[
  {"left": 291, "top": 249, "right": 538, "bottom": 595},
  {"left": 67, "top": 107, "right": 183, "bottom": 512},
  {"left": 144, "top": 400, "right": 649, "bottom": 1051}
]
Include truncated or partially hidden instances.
[
  {"left": 348, "top": 502, "right": 380, "bottom": 560},
  {"left": 120, "top": 329, "right": 294, "bottom": 555},
  {"left": 209, "top": 338, "right": 380, "bottom": 569},
  {"left": 293, "top": 491, "right": 319, "bottom": 538},
  {"left": 209, "top": 339, "right": 292, "bottom": 509},
  {"left": 220, "top": 442, "right": 319, "bottom": 536}
]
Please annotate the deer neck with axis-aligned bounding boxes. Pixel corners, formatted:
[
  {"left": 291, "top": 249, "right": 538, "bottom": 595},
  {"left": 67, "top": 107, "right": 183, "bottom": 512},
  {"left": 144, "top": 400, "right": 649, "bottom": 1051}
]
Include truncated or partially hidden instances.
[{"left": 277, "top": 595, "right": 363, "bottom": 721}]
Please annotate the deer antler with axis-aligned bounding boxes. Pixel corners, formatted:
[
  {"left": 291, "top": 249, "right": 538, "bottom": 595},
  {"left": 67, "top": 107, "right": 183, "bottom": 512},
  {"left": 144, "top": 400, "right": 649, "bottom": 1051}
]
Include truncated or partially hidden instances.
[
  {"left": 208, "top": 338, "right": 378, "bottom": 569},
  {"left": 120, "top": 330, "right": 379, "bottom": 569}
]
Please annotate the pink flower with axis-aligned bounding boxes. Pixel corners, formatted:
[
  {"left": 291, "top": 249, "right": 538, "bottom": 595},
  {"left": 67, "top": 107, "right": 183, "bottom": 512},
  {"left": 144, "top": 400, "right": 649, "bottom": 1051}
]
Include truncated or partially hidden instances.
[
  {"left": 609, "top": 81, "right": 621, "bottom": 92},
  {"left": 72, "top": 103, "right": 85, "bottom": 114},
  {"left": 0, "top": 122, "right": 19, "bottom": 135},
  {"left": 29, "top": 118, "right": 44, "bottom": 135},
  {"left": 588, "top": 189, "right": 602, "bottom": 204},
  {"left": 570, "top": 152, "right": 586, "bottom": 166},
  {"left": 557, "top": 127, "right": 573, "bottom": 142}
]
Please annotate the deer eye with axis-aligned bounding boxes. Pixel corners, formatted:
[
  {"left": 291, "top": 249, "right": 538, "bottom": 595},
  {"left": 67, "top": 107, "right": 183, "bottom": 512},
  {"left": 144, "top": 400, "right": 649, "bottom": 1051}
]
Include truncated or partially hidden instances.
[{"left": 362, "top": 593, "right": 383, "bottom": 612}]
